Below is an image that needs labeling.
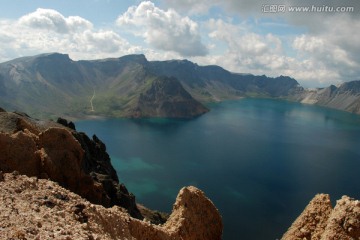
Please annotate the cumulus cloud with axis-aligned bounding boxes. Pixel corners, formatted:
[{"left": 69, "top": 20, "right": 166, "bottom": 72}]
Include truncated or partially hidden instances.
[
  {"left": 194, "top": 17, "right": 350, "bottom": 87},
  {"left": 84, "top": 30, "right": 126, "bottom": 53},
  {"left": 117, "top": 1, "right": 208, "bottom": 57},
  {"left": 161, "top": 0, "right": 360, "bottom": 18},
  {"left": 1, "top": 3, "right": 358, "bottom": 87},
  {"left": 159, "top": 0, "right": 219, "bottom": 14},
  {"left": 0, "top": 9, "right": 142, "bottom": 62},
  {"left": 161, "top": 0, "right": 266, "bottom": 16},
  {"left": 162, "top": 0, "right": 360, "bottom": 85},
  {"left": 19, "top": 8, "right": 93, "bottom": 33},
  {"left": 291, "top": 14, "right": 360, "bottom": 82},
  {"left": 206, "top": 19, "right": 286, "bottom": 70}
]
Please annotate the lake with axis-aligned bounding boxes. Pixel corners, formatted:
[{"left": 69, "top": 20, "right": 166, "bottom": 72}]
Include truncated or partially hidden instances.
[{"left": 76, "top": 98, "right": 360, "bottom": 240}]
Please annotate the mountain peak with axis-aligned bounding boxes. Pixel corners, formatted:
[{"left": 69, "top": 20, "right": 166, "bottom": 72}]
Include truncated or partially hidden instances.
[
  {"left": 34, "top": 52, "right": 72, "bottom": 62},
  {"left": 118, "top": 54, "right": 148, "bottom": 64},
  {"left": 132, "top": 76, "right": 209, "bottom": 118}
]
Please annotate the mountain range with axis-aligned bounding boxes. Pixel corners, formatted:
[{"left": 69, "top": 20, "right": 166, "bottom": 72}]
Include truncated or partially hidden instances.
[{"left": 0, "top": 52, "right": 359, "bottom": 119}]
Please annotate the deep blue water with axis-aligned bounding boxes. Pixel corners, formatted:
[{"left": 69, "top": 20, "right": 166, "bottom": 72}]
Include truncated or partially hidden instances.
[{"left": 76, "top": 99, "right": 360, "bottom": 240}]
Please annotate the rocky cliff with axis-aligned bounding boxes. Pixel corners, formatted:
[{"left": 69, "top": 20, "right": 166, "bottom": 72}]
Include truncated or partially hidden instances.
[
  {"left": 150, "top": 60, "right": 301, "bottom": 101},
  {"left": 0, "top": 107, "right": 223, "bottom": 239},
  {"left": 291, "top": 80, "right": 360, "bottom": 114},
  {"left": 132, "top": 76, "right": 209, "bottom": 118},
  {"left": 282, "top": 194, "right": 360, "bottom": 239},
  {"left": 0, "top": 172, "right": 223, "bottom": 240},
  {"left": 1, "top": 107, "right": 359, "bottom": 239},
  {"left": 0, "top": 108, "right": 140, "bottom": 218},
  {"left": 1, "top": 174, "right": 358, "bottom": 240}
]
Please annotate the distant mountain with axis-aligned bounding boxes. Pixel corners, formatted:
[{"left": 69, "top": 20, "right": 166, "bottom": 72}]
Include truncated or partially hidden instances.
[
  {"left": 0, "top": 53, "right": 359, "bottom": 118},
  {"left": 0, "top": 53, "right": 207, "bottom": 119},
  {"left": 133, "top": 76, "right": 209, "bottom": 118},
  {"left": 149, "top": 59, "right": 301, "bottom": 102},
  {"left": 293, "top": 81, "right": 360, "bottom": 114}
]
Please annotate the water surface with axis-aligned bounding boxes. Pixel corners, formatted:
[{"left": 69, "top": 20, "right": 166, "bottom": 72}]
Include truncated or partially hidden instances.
[{"left": 76, "top": 99, "right": 360, "bottom": 240}]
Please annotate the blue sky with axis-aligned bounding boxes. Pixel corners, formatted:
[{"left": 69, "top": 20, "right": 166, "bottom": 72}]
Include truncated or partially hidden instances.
[{"left": 0, "top": 0, "right": 359, "bottom": 87}]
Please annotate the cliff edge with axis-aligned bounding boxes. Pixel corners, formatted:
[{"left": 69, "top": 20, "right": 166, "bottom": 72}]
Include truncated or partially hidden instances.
[
  {"left": 282, "top": 194, "right": 360, "bottom": 240},
  {"left": 291, "top": 80, "right": 360, "bottom": 114},
  {"left": 0, "top": 172, "right": 222, "bottom": 240},
  {"left": 0, "top": 109, "right": 141, "bottom": 219},
  {"left": 0, "top": 108, "right": 223, "bottom": 239}
]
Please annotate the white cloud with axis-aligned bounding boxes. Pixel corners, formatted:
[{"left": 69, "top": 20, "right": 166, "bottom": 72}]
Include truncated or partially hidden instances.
[
  {"left": 193, "top": 17, "right": 352, "bottom": 87},
  {"left": 0, "top": 9, "right": 143, "bottom": 62},
  {"left": 84, "top": 30, "right": 126, "bottom": 53},
  {"left": 19, "top": 8, "right": 93, "bottom": 34},
  {"left": 159, "top": 0, "right": 219, "bottom": 14},
  {"left": 0, "top": 3, "right": 358, "bottom": 87},
  {"left": 161, "top": 0, "right": 360, "bottom": 19},
  {"left": 293, "top": 35, "right": 324, "bottom": 53},
  {"left": 205, "top": 19, "right": 286, "bottom": 70},
  {"left": 292, "top": 14, "right": 360, "bottom": 82},
  {"left": 117, "top": 1, "right": 208, "bottom": 57}
]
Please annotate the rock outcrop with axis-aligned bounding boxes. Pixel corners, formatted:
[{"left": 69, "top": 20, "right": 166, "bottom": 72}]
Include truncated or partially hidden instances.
[
  {"left": 282, "top": 194, "right": 360, "bottom": 240},
  {"left": 163, "top": 186, "right": 223, "bottom": 240},
  {"left": 291, "top": 80, "right": 360, "bottom": 114},
  {"left": 0, "top": 172, "right": 223, "bottom": 240},
  {"left": 133, "top": 76, "right": 209, "bottom": 118},
  {"left": 0, "top": 109, "right": 141, "bottom": 219},
  {"left": 0, "top": 108, "right": 223, "bottom": 239}
]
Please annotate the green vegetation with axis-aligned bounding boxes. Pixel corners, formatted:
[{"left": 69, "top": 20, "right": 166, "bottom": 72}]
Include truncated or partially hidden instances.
[{"left": 0, "top": 53, "right": 307, "bottom": 119}]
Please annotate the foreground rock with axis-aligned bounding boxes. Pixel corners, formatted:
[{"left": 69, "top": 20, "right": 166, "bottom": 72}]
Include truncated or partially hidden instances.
[
  {"left": 282, "top": 194, "right": 360, "bottom": 239},
  {"left": 0, "top": 109, "right": 141, "bottom": 218},
  {"left": 0, "top": 173, "right": 223, "bottom": 240}
]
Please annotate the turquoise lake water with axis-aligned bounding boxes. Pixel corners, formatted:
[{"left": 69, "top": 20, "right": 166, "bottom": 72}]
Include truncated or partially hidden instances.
[{"left": 76, "top": 98, "right": 360, "bottom": 240}]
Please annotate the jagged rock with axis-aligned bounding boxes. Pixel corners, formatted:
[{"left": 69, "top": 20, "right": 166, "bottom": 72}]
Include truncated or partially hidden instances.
[
  {"left": 164, "top": 186, "right": 223, "bottom": 240},
  {"left": 73, "top": 131, "right": 142, "bottom": 219},
  {"left": 0, "top": 173, "right": 223, "bottom": 240},
  {"left": 57, "top": 117, "right": 76, "bottom": 130},
  {"left": 293, "top": 80, "right": 360, "bottom": 114},
  {"left": 0, "top": 130, "right": 41, "bottom": 176},
  {"left": 281, "top": 194, "right": 332, "bottom": 240},
  {"left": 0, "top": 107, "right": 223, "bottom": 238},
  {"left": 36, "top": 127, "right": 105, "bottom": 206},
  {"left": 137, "top": 204, "right": 169, "bottom": 225},
  {"left": 282, "top": 194, "right": 360, "bottom": 240},
  {"left": 321, "top": 196, "right": 360, "bottom": 239},
  {"left": 0, "top": 109, "right": 142, "bottom": 219}
]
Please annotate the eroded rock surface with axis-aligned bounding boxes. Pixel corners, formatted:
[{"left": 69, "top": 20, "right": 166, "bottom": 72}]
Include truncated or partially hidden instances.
[
  {"left": 0, "top": 173, "right": 223, "bottom": 240},
  {"left": 281, "top": 194, "right": 333, "bottom": 240},
  {"left": 321, "top": 196, "right": 360, "bottom": 239},
  {"left": 164, "top": 186, "right": 223, "bottom": 240},
  {"left": 0, "top": 109, "right": 141, "bottom": 218},
  {"left": 282, "top": 194, "right": 360, "bottom": 240}
]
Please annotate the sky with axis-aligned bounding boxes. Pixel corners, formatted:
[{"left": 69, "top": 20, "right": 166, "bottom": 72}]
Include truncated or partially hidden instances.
[{"left": 0, "top": 0, "right": 359, "bottom": 87}]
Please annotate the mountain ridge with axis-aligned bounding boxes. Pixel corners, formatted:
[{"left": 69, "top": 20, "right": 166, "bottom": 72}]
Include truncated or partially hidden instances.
[
  {"left": 1, "top": 52, "right": 359, "bottom": 118},
  {"left": 293, "top": 80, "right": 360, "bottom": 114}
]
